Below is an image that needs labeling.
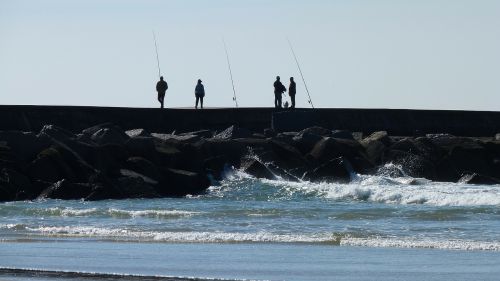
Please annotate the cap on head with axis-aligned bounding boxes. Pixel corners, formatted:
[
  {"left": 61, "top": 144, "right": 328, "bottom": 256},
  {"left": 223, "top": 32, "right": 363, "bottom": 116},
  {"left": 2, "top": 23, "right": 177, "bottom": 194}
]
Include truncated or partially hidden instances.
[{"left": 198, "top": 79, "right": 202, "bottom": 83}]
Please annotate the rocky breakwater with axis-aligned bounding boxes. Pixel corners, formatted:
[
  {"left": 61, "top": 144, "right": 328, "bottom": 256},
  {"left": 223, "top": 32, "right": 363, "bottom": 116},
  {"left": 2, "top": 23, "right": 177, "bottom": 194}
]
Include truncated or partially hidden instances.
[{"left": 1, "top": 124, "right": 500, "bottom": 202}]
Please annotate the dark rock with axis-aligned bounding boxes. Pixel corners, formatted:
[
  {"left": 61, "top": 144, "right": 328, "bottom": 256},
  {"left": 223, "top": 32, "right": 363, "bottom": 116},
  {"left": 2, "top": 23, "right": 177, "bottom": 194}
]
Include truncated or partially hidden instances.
[
  {"left": 308, "top": 137, "right": 367, "bottom": 169},
  {"left": 459, "top": 173, "right": 500, "bottom": 185},
  {"left": 152, "top": 133, "right": 201, "bottom": 143},
  {"left": 114, "top": 176, "right": 159, "bottom": 199},
  {"left": 384, "top": 150, "right": 436, "bottom": 179},
  {"left": 27, "top": 147, "right": 74, "bottom": 183},
  {"left": 293, "top": 132, "right": 323, "bottom": 155},
  {"left": 125, "top": 157, "right": 162, "bottom": 182},
  {"left": 266, "top": 163, "right": 300, "bottom": 182},
  {"left": 119, "top": 169, "right": 158, "bottom": 185},
  {"left": 82, "top": 123, "right": 116, "bottom": 136},
  {"left": 91, "top": 127, "right": 130, "bottom": 146},
  {"left": 241, "top": 158, "right": 275, "bottom": 180},
  {"left": 264, "top": 128, "right": 276, "bottom": 138},
  {"left": 0, "top": 168, "right": 35, "bottom": 200},
  {"left": 0, "top": 131, "right": 51, "bottom": 162},
  {"left": 352, "top": 132, "right": 364, "bottom": 141},
  {"left": 39, "top": 125, "right": 76, "bottom": 142},
  {"left": 125, "top": 137, "right": 158, "bottom": 161},
  {"left": 180, "top": 130, "right": 213, "bottom": 138},
  {"left": 299, "top": 126, "right": 332, "bottom": 137},
  {"left": 363, "top": 131, "right": 390, "bottom": 146},
  {"left": 203, "top": 155, "right": 230, "bottom": 181},
  {"left": 303, "top": 157, "right": 352, "bottom": 183},
  {"left": 270, "top": 139, "right": 307, "bottom": 169},
  {"left": 252, "top": 133, "right": 266, "bottom": 139},
  {"left": 125, "top": 128, "right": 151, "bottom": 138},
  {"left": 331, "top": 130, "right": 354, "bottom": 140},
  {"left": 360, "top": 131, "right": 390, "bottom": 165},
  {"left": 214, "top": 125, "right": 253, "bottom": 140},
  {"left": 156, "top": 168, "right": 211, "bottom": 196},
  {"left": 38, "top": 179, "right": 93, "bottom": 200},
  {"left": 496, "top": 133, "right": 500, "bottom": 141}
]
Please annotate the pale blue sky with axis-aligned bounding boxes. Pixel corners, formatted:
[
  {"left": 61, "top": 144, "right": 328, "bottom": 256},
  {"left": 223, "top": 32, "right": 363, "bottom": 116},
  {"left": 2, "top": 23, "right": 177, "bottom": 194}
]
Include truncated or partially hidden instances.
[{"left": 1, "top": 0, "right": 499, "bottom": 109}]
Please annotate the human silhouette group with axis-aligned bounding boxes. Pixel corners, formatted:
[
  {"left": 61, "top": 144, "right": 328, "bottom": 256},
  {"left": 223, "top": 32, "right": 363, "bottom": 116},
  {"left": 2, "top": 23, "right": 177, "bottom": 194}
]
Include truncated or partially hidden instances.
[{"left": 155, "top": 76, "right": 297, "bottom": 109}]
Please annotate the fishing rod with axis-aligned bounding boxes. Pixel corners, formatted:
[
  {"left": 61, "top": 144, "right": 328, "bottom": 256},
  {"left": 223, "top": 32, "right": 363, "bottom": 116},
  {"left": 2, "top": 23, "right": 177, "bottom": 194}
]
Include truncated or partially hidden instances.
[
  {"left": 152, "top": 30, "right": 161, "bottom": 79},
  {"left": 287, "top": 38, "right": 315, "bottom": 109},
  {"left": 223, "top": 38, "right": 239, "bottom": 108}
]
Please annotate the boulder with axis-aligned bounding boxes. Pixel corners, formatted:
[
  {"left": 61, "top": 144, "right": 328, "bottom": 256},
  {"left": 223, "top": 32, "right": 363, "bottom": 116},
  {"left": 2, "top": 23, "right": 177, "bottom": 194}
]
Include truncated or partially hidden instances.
[
  {"left": 0, "top": 168, "right": 35, "bottom": 200},
  {"left": 299, "top": 126, "right": 332, "bottom": 137},
  {"left": 125, "top": 137, "right": 158, "bottom": 161},
  {"left": 360, "top": 131, "right": 390, "bottom": 165},
  {"left": 180, "top": 130, "right": 214, "bottom": 138},
  {"left": 114, "top": 176, "right": 160, "bottom": 199},
  {"left": 214, "top": 125, "right": 253, "bottom": 140},
  {"left": 308, "top": 137, "right": 367, "bottom": 168},
  {"left": 496, "top": 133, "right": 500, "bottom": 141},
  {"left": 38, "top": 125, "right": 76, "bottom": 142},
  {"left": 125, "top": 128, "right": 151, "bottom": 138},
  {"left": 82, "top": 123, "right": 116, "bottom": 136},
  {"left": 293, "top": 132, "right": 323, "bottom": 154},
  {"left": 269, "top": 140, "right": 307, "bottom": 169},
  {"left": 27, "top": 147, "right": 74, "bottom": 183},
  {"left": 0, "top": 131, "right": 51, "bottom": 162},
  {"left": 203, "top": 155, "right": 230, "bottom": 180},
  {"left": 459, "top": 173, "right": 500, "bottom": 185},
  {"left": 383, "top": 150, "right": 436, "bottom": 179},
  {"left": 331, "top": 130, "right": 354, "bottom": 140},
  {"left": 303, "top": 157, "right": 352, "bottom": 183},
  {"left": 156, "top": 168, "right": 211, "bottom": 196},
  {"left": 264, "top": 128, "right": 276, "bottom": 138},
  {"left": 241, "top": 158, "right": 275, "bottom": 180},
  {"left": 125, "top": 157, "right": 162, "bottom": 182},
  {"left": 91, "top": 127, "right": 130, "bottom": 145},
  {"left": 38, "top": 179, "right": 93, "bottom": 200},
  {"left": 362, "top": 131, "right": 390, "bottom": 146}
]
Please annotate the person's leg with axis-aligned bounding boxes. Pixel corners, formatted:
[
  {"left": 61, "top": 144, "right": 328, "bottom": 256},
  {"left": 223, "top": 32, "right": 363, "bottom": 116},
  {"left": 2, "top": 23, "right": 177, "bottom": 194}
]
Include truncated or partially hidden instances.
[
  {"left": 278, "top": 95, "right": 282, "bottom": 108},
  {"left": 274, "top": 94, "right": 278, "bottom": 108},
  {"left": 291, "top": 95, "right": 295, "bottom": 108},
  {"left": 195, "top": 96, "right": 199, "bottom": 109},
  {"left": 200, "top": 97, "right": 204, "bottom": 109}
]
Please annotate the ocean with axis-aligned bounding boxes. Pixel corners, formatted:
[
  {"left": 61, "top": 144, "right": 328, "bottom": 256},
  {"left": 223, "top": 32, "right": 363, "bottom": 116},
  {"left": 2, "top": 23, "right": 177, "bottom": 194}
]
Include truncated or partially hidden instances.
[{"left": 1, "top": 168, "right": 500, "bottom": 281}]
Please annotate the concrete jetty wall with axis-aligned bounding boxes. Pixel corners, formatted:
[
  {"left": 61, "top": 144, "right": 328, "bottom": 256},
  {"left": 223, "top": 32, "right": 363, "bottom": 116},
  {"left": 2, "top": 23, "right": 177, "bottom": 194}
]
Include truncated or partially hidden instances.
[{"left": 0, "top": 105, "right": 499, "bottom": 136}]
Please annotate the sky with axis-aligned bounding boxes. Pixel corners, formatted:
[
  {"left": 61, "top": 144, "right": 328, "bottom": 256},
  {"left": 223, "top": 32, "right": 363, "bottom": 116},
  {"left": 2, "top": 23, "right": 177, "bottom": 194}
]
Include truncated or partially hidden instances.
[{"left": 0, "top": 0, "right": 499, "bottom": 110}]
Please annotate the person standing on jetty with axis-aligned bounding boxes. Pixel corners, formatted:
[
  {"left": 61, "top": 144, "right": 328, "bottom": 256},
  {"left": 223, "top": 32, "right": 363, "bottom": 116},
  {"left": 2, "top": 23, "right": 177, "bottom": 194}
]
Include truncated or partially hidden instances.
[
  {"left": 289, "top": 77, "right": 296, "bottom": 109},
  {"left": 273, "top": 76, "right": 286, "bottom": 108},
  {"left": 156, "top": 76, "right": 168, "bottom": 109},
  {"left": 195, "top": 79, "right": 205, "bottom": 109}
]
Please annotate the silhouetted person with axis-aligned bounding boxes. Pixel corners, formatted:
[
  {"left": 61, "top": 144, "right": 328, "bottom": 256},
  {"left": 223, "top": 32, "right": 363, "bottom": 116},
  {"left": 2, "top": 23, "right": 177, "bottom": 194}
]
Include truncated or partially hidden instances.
[
  {"left": 195, "top": 79, "right": 205, "bottom": 109},
  {"left": 289, "top": 77, "right": 296, "bottom": 109},
  {"left": 156, "top": 76, "right": 168, "bottom": 109},
  {"left": 273, "top": 76, "right": 286, "bottom": 108}
]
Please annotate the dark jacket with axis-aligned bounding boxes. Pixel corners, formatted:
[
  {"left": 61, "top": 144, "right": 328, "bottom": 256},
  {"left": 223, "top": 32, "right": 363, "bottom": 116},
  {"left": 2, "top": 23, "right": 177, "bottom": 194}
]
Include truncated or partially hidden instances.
[
  {"left": 289, "top": 81, "right": 296, "bottom": 95},
  {"left": 156, "top": 80, "right": 168, "bottom": 93},
  {"left": 274, "top": 81, "right": 286, "bottom": 94},
  {"left": 195, "top": 83, "right": 205, "bottom": 97}
]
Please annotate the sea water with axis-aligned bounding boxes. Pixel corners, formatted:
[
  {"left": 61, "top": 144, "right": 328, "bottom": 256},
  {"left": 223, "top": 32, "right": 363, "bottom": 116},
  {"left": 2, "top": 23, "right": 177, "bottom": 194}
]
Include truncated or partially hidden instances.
[{"left": 1, "top": 170, "right": 499, "bottom": 281}]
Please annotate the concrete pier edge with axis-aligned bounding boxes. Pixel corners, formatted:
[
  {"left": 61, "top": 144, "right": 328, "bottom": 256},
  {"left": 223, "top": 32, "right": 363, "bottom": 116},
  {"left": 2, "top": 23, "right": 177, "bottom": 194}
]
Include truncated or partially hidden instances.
[{"left": 1, "top": 105, "right": 499, "bottom": 136}]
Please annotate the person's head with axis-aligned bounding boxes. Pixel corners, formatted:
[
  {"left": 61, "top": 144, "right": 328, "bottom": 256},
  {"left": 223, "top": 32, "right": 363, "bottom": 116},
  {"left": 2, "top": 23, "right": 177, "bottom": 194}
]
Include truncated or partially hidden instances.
[
  {"left": 276, "top": 76, "right": 280, "bottom": 81},
  {"left": 290, "top": 77, "right": 294, "bottom": 82},
  {"left": 198, "top": 79, "right": 202, "bottom": 84},
  {"left": 160, "top": 76, "right": 164, "bottom": 81}
]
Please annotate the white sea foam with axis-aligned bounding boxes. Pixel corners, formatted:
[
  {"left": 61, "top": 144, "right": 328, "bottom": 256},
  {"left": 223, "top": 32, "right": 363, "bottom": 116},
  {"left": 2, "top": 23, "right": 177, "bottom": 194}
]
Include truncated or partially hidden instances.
[
  {"left": 46, "top": 207, "right": 99, "bottom": 217},
  {"left": 26, "top": 225, "right": 331, "bottom": 243},
  {"left": 340, "top": 237, "right": 500, "bottom": 251},
  {"left": 258, "top": 174, "right": 500, "bottom": 206},
  {"left": 108, "top": 209, "right": 201, "bottom": 218},
  {"left": 20, "top": 225, "right": 500, "bottom": 251}
]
